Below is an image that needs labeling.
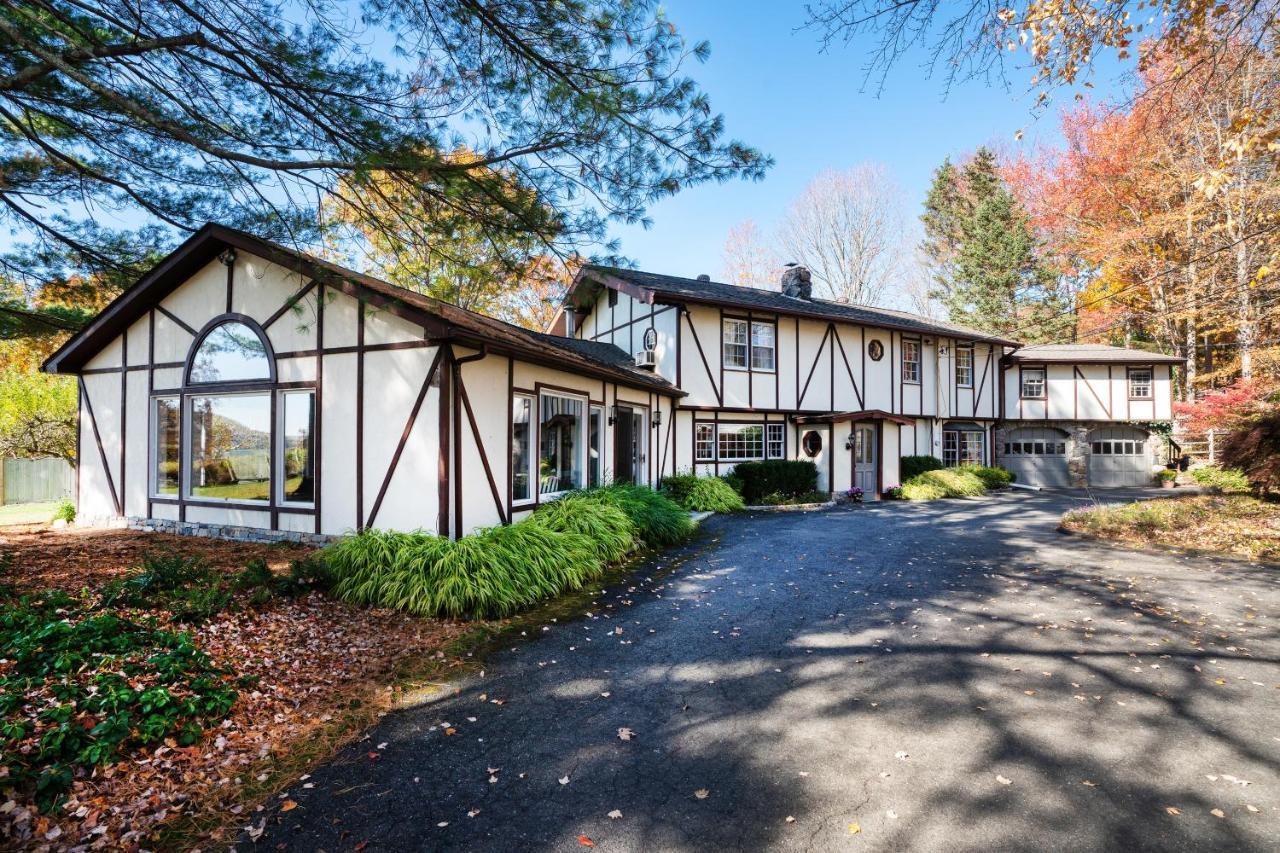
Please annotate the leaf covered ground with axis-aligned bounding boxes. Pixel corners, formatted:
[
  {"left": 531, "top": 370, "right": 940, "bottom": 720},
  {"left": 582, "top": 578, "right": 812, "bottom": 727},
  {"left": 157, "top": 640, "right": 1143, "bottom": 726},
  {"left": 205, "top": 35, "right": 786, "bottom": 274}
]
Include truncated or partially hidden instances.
[
  {"left": 0, "top": 525, "right": 473, "bottom": 850},
  {"left": 1062, "top": 494, "right": 1280, "bottom": 563}
]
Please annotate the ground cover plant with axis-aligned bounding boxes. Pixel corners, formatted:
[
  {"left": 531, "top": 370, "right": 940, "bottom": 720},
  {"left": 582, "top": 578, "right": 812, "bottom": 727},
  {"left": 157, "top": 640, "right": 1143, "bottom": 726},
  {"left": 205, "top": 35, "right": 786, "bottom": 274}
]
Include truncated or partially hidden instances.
[
  {"left": 959, "top": 465, "right": 1015, "bottom": 489},
  {"left": 757, "top": 490, "right": 831, "bottom": 506},
  {"left": 326, "top": 485, "right": 693, "bottom": 620},
  {"left": 899, "top": 468, "right": 988, "bottom": 500},
  {"left": 0, "top": 589, "right": 238, "bottom": 812},
  {"left": 1190, "top": 465, "right": 1252, "bottom": 494},
  {"left": 1062, "top": 494, "right": 1280, "bottom": 562},
  {"left": 731, "top": 460, "right": 819, "bottom": 504},
  {"left": 659, "top": 474, "right": 745, "bottom": 513}
]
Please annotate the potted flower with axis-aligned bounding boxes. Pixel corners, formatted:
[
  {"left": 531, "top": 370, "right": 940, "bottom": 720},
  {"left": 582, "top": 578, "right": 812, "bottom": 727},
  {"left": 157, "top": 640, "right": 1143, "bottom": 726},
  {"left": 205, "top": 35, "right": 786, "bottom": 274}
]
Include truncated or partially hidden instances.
[
  {"left": 1156, "top": 469, "right": 1178, "bottom": 489},
  {"left": 846, "top": 486, "right": 864, "bottom": 503}
]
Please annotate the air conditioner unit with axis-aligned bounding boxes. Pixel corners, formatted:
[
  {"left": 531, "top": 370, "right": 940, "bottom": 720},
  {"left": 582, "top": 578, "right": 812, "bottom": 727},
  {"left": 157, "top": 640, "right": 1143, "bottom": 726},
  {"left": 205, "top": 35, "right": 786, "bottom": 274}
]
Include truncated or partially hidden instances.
[{"left": 634, "top": 349, "right": 657, "bottom": 369}]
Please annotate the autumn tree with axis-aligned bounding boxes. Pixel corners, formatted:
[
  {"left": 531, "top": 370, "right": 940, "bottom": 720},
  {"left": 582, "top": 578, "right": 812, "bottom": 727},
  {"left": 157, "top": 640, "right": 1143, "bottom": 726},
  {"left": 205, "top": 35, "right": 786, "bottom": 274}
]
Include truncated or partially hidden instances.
[
  {"left": 777, "top": 164, "right": 904, "bottom": 305},
  {"left": 720, "top": 219, "right": 779, "bottom": 289}
]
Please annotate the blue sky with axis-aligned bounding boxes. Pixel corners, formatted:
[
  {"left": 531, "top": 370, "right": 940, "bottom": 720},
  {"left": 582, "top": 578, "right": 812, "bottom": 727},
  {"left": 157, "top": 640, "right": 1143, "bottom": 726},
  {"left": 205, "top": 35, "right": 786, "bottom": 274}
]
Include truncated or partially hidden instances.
[{"left": 608, "top": 1, "right": 1128, "bottom": 286}]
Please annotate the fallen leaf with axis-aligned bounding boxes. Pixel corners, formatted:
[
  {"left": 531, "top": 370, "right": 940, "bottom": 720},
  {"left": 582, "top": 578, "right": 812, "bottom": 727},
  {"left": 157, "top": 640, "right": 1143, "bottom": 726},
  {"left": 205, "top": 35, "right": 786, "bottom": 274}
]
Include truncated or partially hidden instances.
[
  {"left": 559, "top": 776, "right": 570, "bottom": 785},
  {"left": 617, "top": 727, "right": 634, "bottom": 741},
  {"left": 785, "top": 815, "right": 796, "bottom": 823},
  {"left": 281, "top": 800, "right": 298, "bottom": 812},
  {"left": 1210, "top": 809, "right": 1225, "bottom": 819},
  {"left": 1166, "top": 807, "right": 1181, "bottom": 816},
  {"left": 996, "top": 775, "right": 1012, "bottom": 786},
  {"left": 467, "top": 808, "right": 480, "bottom": 818},
  {"left": 848, "top": 822, "right": 861, "bottom": 834},
  {"left": 887, "top": 809, "right": 898, "bottom": 819},
  {"left": 1082, "top": 780, "right": 1097, "bottom": 787},
  {"left": 607, "top": 809, "right": 623, "bottom": 820},
  {"left": 578, "top": 835, "right": 595, "bottom": 847},
  {"left": 1246, "top": 804, "right": 1259, "bottom": 813},
  {"left": 693, "top": 788, "right": 710, "bottom": 800}
]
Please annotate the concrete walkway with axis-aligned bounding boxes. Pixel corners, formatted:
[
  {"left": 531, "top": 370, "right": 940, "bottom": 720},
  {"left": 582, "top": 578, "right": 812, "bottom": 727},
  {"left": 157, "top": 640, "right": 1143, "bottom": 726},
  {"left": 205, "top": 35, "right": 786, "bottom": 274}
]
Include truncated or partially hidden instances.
[{"left": 255, "top": 490, "right": 1278, "bottom": 851}]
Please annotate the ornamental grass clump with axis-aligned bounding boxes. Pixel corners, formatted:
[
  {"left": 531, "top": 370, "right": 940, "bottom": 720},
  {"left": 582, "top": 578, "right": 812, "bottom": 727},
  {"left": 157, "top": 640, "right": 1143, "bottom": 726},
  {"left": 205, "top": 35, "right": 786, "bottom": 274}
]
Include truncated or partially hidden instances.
[
  {"left": 659, "top": 474, "right": 745, "bottom": 513},
  {"left": 899, "top": 468, "right": 988, "bottom": 500},
  {"left": 587, "top": 483, "right": 694, "bottom": 546},
  {"left": 530, "top": 494, "right": 639, "bottom": 563},
  {"left": 326, "top": 524, "right": 599, "bottom": 619},
  {"left": 958, "top": 465, "right": 1015, "bottom": 489}
]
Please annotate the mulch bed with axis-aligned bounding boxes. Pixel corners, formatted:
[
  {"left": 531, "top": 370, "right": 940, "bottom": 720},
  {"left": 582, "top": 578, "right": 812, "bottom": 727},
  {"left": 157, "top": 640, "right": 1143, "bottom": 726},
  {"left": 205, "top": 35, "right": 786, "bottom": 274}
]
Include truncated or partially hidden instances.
[{"left": 0, "top": 524, "right": 474, "bottom": 851}]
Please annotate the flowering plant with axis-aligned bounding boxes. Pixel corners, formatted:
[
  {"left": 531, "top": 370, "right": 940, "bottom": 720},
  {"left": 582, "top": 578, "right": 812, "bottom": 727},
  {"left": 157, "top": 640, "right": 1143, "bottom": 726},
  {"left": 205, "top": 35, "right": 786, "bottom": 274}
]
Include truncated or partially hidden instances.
[{"left": 846, "top": 487, "right": 864, "bottom": 502}]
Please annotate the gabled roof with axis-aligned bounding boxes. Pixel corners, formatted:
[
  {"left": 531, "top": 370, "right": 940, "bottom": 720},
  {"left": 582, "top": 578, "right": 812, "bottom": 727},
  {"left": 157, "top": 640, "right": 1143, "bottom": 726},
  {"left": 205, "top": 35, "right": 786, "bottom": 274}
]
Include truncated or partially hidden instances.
[
  {"left": 1006, "top": 343, "right": 1184, "bottom": 365},
  {"left": 570, "top": 265, "right": 1023, "bottom": 347},
  {"left": 43, "top": 224, "right": 682, "bottom": 396}
]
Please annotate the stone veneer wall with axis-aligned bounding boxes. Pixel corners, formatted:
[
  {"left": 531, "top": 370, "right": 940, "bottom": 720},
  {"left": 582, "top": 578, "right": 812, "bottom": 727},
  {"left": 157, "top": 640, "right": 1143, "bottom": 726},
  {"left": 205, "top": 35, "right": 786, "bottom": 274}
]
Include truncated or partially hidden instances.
[{"left": 123, "top": 517, "right": 336, "bottom": 545}]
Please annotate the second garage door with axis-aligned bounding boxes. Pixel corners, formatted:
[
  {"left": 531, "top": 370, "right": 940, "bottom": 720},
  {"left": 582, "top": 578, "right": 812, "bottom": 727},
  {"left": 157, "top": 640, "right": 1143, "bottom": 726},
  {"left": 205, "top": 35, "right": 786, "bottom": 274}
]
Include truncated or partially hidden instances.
[
  {"left": 1087, "top": 426, "right": 1153, "bottom": 487},
  {"left": 1000, "top": 428, "right": 1071, "bottom": 488}
]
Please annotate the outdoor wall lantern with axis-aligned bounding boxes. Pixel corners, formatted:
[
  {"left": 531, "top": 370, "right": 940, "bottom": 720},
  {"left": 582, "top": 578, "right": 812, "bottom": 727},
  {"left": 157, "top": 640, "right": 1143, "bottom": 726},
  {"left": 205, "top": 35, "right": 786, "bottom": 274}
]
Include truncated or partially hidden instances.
[
  {"left": 652, "top": 408, "right": 662, "bottom": 429},
  {"left": 608, "top": 404, "right": 618, "bottom": 426}
]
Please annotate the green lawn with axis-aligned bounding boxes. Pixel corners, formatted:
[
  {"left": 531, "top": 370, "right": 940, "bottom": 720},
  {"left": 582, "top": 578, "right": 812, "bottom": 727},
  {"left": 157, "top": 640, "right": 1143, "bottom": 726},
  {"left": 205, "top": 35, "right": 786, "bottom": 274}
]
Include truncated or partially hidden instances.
[{"left": 0, "top": 502, "right": 60, "bottom": 525}]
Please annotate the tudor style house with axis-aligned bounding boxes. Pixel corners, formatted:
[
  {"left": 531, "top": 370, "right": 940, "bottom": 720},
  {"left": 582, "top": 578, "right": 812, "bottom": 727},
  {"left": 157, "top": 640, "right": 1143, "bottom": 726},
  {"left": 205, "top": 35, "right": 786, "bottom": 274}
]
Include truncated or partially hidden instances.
[
  {"left": 558, "top": 265, "right": 1182, "bottom": 494},
  {"left": 45, "top": 225, "right": 1182, "bottom": 543}
]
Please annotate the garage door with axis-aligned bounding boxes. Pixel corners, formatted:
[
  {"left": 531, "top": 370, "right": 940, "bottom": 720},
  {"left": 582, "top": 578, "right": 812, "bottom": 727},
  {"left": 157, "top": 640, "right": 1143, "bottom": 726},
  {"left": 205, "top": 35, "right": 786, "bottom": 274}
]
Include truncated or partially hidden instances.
[
  {"left": 1000, "top": 428, "right": 1070, "bottom": 488},
  {"left": 1087, "top": 426, "right": 1152, "bottom": 487}
]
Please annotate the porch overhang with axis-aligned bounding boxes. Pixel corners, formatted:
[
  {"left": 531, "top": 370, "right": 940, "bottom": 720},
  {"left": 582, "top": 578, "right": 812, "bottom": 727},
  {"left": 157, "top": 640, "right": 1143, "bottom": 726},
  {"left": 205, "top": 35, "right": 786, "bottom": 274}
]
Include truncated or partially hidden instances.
[{"left": 791, "top": 409, "right": 916, "bottom": 427}]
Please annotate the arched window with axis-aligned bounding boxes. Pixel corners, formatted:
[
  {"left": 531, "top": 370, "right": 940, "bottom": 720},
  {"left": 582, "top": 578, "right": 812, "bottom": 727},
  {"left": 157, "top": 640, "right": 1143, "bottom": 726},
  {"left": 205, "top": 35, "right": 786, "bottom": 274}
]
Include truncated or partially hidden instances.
[
  {"left": 151, "top": 314, "right": 313, "bottom": 510},
  {"left": 186, "top": 317, "right": 273, "bottom": 384}
]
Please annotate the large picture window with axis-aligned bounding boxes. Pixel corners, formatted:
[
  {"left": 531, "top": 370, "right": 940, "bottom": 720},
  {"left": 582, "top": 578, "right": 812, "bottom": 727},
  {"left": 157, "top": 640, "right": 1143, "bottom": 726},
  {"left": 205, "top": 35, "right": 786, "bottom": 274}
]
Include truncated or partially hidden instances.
[
  {"left": 188, "top": 393, "right": 271, "bottom": 502},
  {"left": 280, "top": 391, "right": 315, "bottom": 504},
  {"left": 717, "top": 424, "right": 764, "bottom": 461},
  {"left": 902, "top": 339, "right": 921, "bottom": 384},
  {"left": 152, "top": 397, "right": 180, "bottom": 496},
  {"left": 512, "top": 394, "right": 533, "bottom": 502},
  {"left": 539, "top": 392, "right": 584, "bottom": 496}
]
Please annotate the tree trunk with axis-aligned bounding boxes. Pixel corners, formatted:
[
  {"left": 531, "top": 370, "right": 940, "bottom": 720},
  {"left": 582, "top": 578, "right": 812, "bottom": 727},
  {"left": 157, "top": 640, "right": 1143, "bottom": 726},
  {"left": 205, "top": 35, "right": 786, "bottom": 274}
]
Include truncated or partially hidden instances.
[{"left": 1235, "top": 241, "right": 1254, "bottom": 379}]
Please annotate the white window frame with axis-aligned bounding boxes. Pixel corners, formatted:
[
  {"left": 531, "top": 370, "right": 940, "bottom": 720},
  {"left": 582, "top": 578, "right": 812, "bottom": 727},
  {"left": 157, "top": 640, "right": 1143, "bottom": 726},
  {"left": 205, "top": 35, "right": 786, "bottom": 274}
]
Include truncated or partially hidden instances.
[
  {"left": 695, "top": 422, "right": 715, "bottom": 461},
  {"left": 1020, "top": 367, "right": 1046, "bottom": 399},
  {"left": 722, "top": 318, "right": 748, "bottom": 369},
  {"left": 277, "top": 389, "right": 316, "bottom": 507},
  {"left": 716, "top": 423, "right": 765, "bottom": 461},
  {"left": 185, "top": 391, "right": 273, "bottom": 505},
  {"left": 765, "top": 423, "right": 786, "bottom": 459},
  {"left": 511, "top": 392, "right": 535, "bottom": 504},
  {"left": 150, "top": 395, "right": 181, "bottom": 498},
  {"left": 942, "top": 429, "right": 984, "bottom": 467},
  {"left": 1128, "top": 367, "right": 1153, "bottom": 400},
  {"left": 588, "top": 405, "right": 605, "bottom": 488},
  {"left": 537, "top": 389, "right": 588, "bottom": 499},
  {"left": 955, "top": 346, "right": 973, "bottom": 388},
  {"left": 750, "top": 321, "right": 776, "bottom": 371},
  {"left": 902, "top": 339, "right": 921, "bottom": 384}
]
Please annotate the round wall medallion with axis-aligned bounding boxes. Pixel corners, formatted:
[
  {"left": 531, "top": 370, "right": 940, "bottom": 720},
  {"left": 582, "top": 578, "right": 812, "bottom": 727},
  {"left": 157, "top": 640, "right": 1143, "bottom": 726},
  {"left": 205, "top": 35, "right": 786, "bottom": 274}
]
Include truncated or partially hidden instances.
[
  {"left": 802, "top": 430, "right": 823, "bottom": 458},
  {"left": 868, "top": 339, "right": 884, "bottom": 361},
  {"left": 642, "top": 327, "right": 657, "bottom": 350}
]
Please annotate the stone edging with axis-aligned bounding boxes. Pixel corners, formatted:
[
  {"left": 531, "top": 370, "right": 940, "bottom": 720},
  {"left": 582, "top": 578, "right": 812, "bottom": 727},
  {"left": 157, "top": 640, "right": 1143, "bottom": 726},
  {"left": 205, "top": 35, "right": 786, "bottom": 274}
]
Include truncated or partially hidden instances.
[{"left": 742, "top": 500, "right": 837, "bottom": 512}]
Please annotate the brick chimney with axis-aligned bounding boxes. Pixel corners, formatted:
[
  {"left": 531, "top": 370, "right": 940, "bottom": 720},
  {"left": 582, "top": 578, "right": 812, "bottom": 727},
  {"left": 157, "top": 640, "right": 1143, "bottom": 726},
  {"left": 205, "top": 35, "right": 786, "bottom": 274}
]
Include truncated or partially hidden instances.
[{"left": 781, "top": 263, "right": 812, "bottom": 299}]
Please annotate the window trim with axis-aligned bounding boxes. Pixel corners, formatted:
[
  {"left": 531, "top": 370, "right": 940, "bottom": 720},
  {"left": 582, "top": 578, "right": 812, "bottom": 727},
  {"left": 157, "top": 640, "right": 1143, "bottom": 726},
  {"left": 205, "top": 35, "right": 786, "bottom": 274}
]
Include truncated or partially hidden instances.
[
  {"left": 695, "top": 421, "right": 716, "bottom": 462},
  {"left": 183, "top": 313, "right": 276, "bottom": 388},
  {"left": 901, "top": 337, "right": 921, "bottom": 385},
  {"left": 695, "top": 420, "right": 786, "bottom": 462},
  {"left": 765, "top": 422, "right": 786, "bottom": 460},
  {"left": 721, "top": 316, "right": 777, "bottom": 374},
  {"left": 185, "top": 390, "right": 273, "bottom": 505},
  {"left": 1019, "top": 366, "right": 1046, "bottom": 400},
  {"left": 277, "top": 389, "right": 316, "bottom": 507},
  {"left": 536, "top": 387, "right": 589, "bottom": 500},
  {"left": 942, "top": 427, "right": 985, "bottom": 467},
  {"left": 1127, "top": 366, "right": 1154, "bottom": 400},
  {"left": 150, "top": 395, "right": 181, "bottom": 499},
  {"left": 511, "top": 392, "right": 536, "bottom": 505},
  {"left": 955, "top": 345, "right": 974, "bottom": 388},
  {"left": 588, "top": 405, "right": 605, "bottom": 489},
  {"left": 716, "top": 422, "right": 766, "bottom": 461}
]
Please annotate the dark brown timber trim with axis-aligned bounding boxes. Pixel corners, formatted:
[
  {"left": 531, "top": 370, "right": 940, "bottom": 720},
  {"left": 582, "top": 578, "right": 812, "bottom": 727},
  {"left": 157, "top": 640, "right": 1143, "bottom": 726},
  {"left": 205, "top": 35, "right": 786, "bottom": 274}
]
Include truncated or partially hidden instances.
[
  {"left": 454, "top": 347, "right": 504, "bottom": 528},
  {"left": 355, "top": 300, "right": 365, "bottom": 530},
  {"left": 313, "top": 285, "right": 324, "bottom": 533},
  {"left": 262, "top": 279, "right": 317, "bottom": 330},
  {"left": 367, "top": 345, "right": 446, "bottom": 530},
  {"left": 119, "top": 328, "right": 127, "bottom": 515},
  {"left": 437, "top": 346, "right": 453, "bottom": 536},
  {"left": 156, "top": 304, "right": 197, "bottom": 337},
  {"left": 79, "top": 375, "right": 121, "bottom": 516}
]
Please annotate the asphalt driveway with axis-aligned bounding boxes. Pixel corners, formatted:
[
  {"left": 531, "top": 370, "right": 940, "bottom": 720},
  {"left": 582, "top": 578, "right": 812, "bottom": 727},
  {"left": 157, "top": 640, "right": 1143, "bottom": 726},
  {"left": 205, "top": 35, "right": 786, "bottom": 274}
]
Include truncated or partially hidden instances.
[{"left": 254, "top": 490, "right": 1278, "bottom": 851}]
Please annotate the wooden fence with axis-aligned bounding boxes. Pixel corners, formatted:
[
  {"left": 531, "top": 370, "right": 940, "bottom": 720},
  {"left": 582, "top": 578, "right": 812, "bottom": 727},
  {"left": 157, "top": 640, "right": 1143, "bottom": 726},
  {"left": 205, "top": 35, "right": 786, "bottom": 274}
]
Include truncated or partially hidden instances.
[{"left": 2, "top": 457, "right": 74, "bottom": 505}]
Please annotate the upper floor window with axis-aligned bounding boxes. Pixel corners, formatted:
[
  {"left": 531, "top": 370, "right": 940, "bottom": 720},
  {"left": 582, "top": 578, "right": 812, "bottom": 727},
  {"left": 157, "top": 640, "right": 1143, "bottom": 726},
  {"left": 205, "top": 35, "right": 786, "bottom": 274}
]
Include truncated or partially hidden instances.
[
  {"left": 187, "top": 319, "right": 271, "bottom": 384},
  {"left": 955, "top": 346, "right": 973, "bottom": 388},
  {"left": 901, "top": 339, "right": 921, "bottom": 384},
  {"left": 1128, "top": 367, "right": 1153, "bottom": 399},
  {"left": 1020, "top": 367, "right": 1046, "bottom": 399},
  {"left": 722, "top": 318, "right": 776, "bottom": 372}
]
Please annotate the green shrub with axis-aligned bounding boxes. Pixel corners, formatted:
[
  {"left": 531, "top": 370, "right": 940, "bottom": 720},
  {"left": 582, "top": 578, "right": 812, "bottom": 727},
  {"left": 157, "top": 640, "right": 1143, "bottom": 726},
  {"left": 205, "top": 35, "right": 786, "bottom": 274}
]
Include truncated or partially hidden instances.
[
  {"left": 958, "top": 465, "right": 1014, "bottom": 489},
  {"left": 50, "top": 499, "right": 75, "bottom": 524},
  {"left": 659, "top": 475, "right": 745, "bottom": 513},
  {"left": 720, "top": 472, "right": 745, "bottom": 496},
  {"left": 1190, "top": 466, "right": 1250, "bottom": 493},
  {"left": 1156, "top": 468, "right": 1178, "bottom": 482},
  {"left": 326, "top": 524, "right": 601, "bottom": 619},
  {"left": 531, "top": 493, "right": 638, "bottom": 563},
  {"left": 731, "top": 460, "right": 819, "bottom": 504},
  {"left": 286, "top": 554, "right": 336, "bottom": 594},
  {"left": 585, "top": 484, "right": 693, "bottom": 547},
  {"left": 125, "top": 552, "right": 210, "bottom": 596},
  {"left": 0, "top": 591, "right": 236, "bottom": 811},
  {"left": 900, "top": 455, "right": 944, "bottom": 480},
  {"left": 899, "top": 468, "right": 988, "bottom": 501},
  {"left": 235, "top": 558, "right": 275, "bottom": 591}
]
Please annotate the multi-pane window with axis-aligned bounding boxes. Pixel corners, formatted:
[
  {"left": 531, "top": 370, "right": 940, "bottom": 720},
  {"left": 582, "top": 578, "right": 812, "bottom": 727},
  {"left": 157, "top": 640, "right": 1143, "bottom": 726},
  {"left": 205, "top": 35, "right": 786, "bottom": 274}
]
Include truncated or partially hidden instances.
[
  {"left": 152, "top": 397, "right": 180, "bottom": 496},
  {"left": 722, "top": 319, "right": 748, "bottom": 369},
  {"left": 588, "top": 406, "right": 604, "bottom": 488},
  {"left": 1092, "top": 440, "right": 1144, "bottom": 455},
  {"left": 1004, "top": 441, "right": 1066, "bottom": 455},
  {"left": 512, "top": 394, "right": 533, "bottom": 502},
  {"left": 717, "top": 424, "right": 764, "bottom": 461},
  {"left": 942, "top": 429, "right": 984, "bottom": 467},
  {"left": 722, "top": 319, "right": 776, "bottom": 371},
  {"left": 955, "top": 347, "right": 973, "bottom": 388},
  {"left": 188, "top": 394, "right": 271, "bottom": 502},
  {"left": 1128, "top": 368, "right": 1153, "bottom": 399},
  {"left": 695, "top": 423, "right": 715, "bottom": 461},
  {"left": 750, "top": 322, "right": 776, "bottom": 370},
  {"left": 539, "top": 392, "right": 584, "bottom": 496},
  {"left": 1020, "top": 368, "right": 1046, "bottom": 398},
  {"left": 766, "top": 423, "right": 785, "bottom": 459},
  {"left": 902, "top": 339, "right": 921, "bottom": 384},
  {"left": 279, "top": 390, "right": 315, "bottom": 504}
]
